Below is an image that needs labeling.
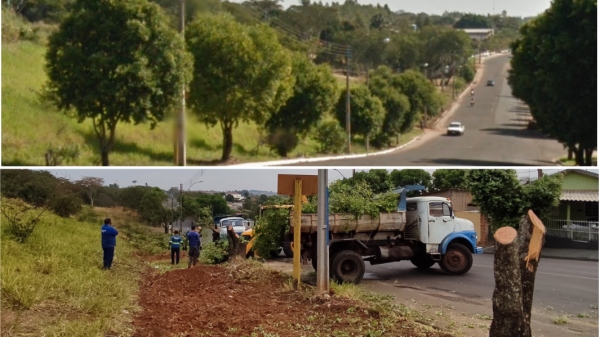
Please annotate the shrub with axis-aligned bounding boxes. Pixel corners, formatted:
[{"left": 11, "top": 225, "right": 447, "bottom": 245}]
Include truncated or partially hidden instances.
[
  {"left": 267, "top": 128, "right": 299, "bottom": 158},
  {"left": 2, "top": 7, "right": 34, "bottom": 43},
  {"left": 199, "top": 241, "right": 229, "bottom": 265},
  {"left": 49, "top": 194, "right": 82, "bottom": 218},
  {"left": 314, "top": 120, "right": 346, "bottom": 154},
  {"left": 460, "top": 63, "right": 476, "bottom": 83},
  {"left": 253, "top": 208, "right": 290, "bottom": 259},
  {"left": 0, "top": 198, "right": 47, "bottom": 243}
]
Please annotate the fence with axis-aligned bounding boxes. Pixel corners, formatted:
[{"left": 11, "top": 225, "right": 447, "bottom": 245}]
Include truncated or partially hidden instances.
[{"left": 545, "top": 219, "right": 599, "bottom": 243}]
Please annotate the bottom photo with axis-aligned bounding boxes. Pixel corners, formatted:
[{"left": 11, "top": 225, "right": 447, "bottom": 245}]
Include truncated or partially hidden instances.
[{"left": 1, "top": 168, "right": 598, "bottom": 337}]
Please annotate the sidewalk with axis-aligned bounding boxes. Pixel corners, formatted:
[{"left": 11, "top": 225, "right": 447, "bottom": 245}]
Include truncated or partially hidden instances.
[{"left": 483, "top": 246, "right": 598, "bottom": 261}]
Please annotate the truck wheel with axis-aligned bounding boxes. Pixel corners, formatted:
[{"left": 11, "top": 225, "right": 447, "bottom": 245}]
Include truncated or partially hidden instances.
[
  {"left": 439, "top": 243, "right": 473, "bottom": 275},
  {"left": 282, "top": 241, "right": 294, "bottom": 258},
  {"left": 331, "top": 250, "right": 365, "bottom": 284},
  {"left": 312, "top": 251, "right": 340, "bottom": 275},
  {"left": 410, "top": 255, "right": 436, "bottom": 269}
]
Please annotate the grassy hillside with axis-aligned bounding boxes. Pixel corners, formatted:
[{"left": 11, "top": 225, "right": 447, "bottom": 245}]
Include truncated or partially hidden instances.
[
  {"left": 2, "top": 41, "right": 378, "bottom": 166},
  {"left": 0, "top": 205, "right": 144, "bottom": 336}
]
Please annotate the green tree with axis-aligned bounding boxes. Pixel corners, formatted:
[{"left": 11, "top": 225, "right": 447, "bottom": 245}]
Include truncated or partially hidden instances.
[
  {"left": 395, "top": 70, "right": 440, "bottom": 131},
  {"left": 225, "top": 194, "right": 235, "bottom": 202},
  {"left": 186, "top": 13, "right": 295, "bottom": 161},
  {"left": 45, "top": 0, "right": 192, "bottom": 166},
  {"left": 314, "top": 120, "right": 346, "bottom": 154},
  {"left": 367, "top": 66, "right": 411, "bottom": 146},
  {"left": 335, "top": 85, "right": 385, "bottom": 150},
  {"left": 453, "top": 13, "right": 491, "bottom": 28},
  {"left": 467, "top": 170, "right": 562, "bottom": 232},
  {"left": 139, "top": 188, "right": 167, "bottom": 226},
  {"left": 266, "top": 53, "right": 338, "bottom": 157},
  {"left": 352, "top": 169, "right": 393, "bottom": 194},
  {"left": 389, "top": 169, "right": 432, "bottom": 195},
  {"left": 195, "top": 193, "right": 230, "bottom": 215},
  {"left": 508, "top": 0, "right": 596, "bottom": 165},
  {"left": 118, "top": 186, "right": 153, "bottom": 212},
  {"left": 431, "top": 169, "right": 470, "bottom": 191}
]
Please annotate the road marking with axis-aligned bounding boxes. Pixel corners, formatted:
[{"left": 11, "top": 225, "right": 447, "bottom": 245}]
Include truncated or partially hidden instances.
[{"left": 473, "top": 264, "right": 598, "bottom": 281}]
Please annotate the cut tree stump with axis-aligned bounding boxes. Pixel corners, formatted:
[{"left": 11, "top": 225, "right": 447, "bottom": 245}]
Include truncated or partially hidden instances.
[
  {"left": 490, "top": 226, "right": 525, "bottom": 337},
  {"left": 517, "top": 211, "right": 546, "bottom": 337},
  {"left": 489, "top": 212, "right": 546, "bottom": 337}
]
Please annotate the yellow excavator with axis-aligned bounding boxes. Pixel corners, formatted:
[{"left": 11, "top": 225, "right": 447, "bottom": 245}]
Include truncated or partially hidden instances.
[{"left": 241, "top": 199, "right": 307, "bottom": 258}]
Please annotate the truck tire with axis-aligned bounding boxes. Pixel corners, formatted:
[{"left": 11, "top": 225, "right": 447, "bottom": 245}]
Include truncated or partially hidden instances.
[
  {"left": 312, "top": 250, "right": 340, "bottom": 280},
  {"left": 331, "top": 250, "right": 365, "bottom": 284},
  {"left": 282, "top": 241, "right": 294, "bottom": 258},
  {"left": 439, "top": 243, "right": 473, "bottom": 275},
  {"left": 410, "top": 255, "right": 436, "bottom": 269}
]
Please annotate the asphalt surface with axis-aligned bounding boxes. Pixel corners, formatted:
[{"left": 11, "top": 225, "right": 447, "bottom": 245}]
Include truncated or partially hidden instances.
[
  {"left": 361, "top": 254, "right": 599, "bottom": 336},
  {"left": 291, "top": 55, "right": 566, "bottom": 166}
]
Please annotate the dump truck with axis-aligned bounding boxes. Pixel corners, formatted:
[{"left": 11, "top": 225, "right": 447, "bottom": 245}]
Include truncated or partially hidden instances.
[{"left": 288, "top": 188, "right": 482, "bottom": 284}]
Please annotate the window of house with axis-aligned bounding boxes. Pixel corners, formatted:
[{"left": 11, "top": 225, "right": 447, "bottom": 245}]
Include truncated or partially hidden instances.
[{"left": 585, "top": 202, "right": 599, "bottom": 220}]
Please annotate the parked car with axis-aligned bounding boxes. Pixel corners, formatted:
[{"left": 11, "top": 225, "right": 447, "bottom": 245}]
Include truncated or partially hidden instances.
[
  {"left": 446, "top": 122, "right": 465, "bottom": 136},
  {"left": 486, "top": 80, "right": 495, "bottom": 86},
  {"left": 219, "top": 217, "right": 247, "bottom": 238}
]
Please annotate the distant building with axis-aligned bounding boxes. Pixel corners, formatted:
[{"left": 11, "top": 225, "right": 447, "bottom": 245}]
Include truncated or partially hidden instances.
[
  {"left": 460, "top": 28, "right": 494, "bottom": 41},
  {"left": 224, "top": 193, "right": 244, "bottom": 201}
]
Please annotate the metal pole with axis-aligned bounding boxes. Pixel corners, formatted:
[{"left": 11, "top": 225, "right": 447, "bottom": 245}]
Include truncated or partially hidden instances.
[
  {"left": 316, "top": 170, "right": 329, "bottom": 293},
  {"left": 293, "top": 179, "right": 303, "bottom": 290},
  {"left": 345, "top": 47, "right": 351, "bottom": 154},
  {"left": 179, "top": 183, "right": 183, "bottom": 233},
  {"left": 175, "top": 0, "right": 186, "bottom": 166}
]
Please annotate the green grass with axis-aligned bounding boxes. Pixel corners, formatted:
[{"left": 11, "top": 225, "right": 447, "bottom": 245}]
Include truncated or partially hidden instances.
[
  {"left": 1, "top": 204, "right": 143, "bottom": 336},
  {"left": 559, "top": 157, "right": 597, "bottom": 166},
  {"left": 2, "top": 39, "right": 420, "bottom": 166}
]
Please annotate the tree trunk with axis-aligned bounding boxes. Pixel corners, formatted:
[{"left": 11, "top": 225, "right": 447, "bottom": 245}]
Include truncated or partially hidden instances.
[
  {"left": 226, "top": 226, "right": 239, "bottom": 256},
  {"left": 489, "top": 226, "right": 525, "bottom": 337},
  {"left": 517, "top": 215, "right": 542, "bottom": 337},
  {"left": 366, "top": 134, "right": 370, "bottom": 153},
  {"left": 567, "top": 146, "right": 574, "bottom": 160},
  {"left": 101, "top": 147, "right": 110, "bottom": 166},
  {"left": 221, "top": 123, "right": 233, "bottom": 162},
  {"left": 575, "top": 145, "right": 584, "bottom": 166},
  {"left": 584, "top": 148, "right": 593, "bottom": 166}
]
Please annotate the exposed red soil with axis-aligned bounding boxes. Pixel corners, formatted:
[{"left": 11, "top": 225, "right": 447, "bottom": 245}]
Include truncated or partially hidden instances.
[{"left": 132, "top": 262, "right": 455, "bottom": 337}]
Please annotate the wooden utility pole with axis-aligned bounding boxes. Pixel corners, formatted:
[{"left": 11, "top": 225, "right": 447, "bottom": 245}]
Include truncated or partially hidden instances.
[
  {"left": 345, "top": 46, "right": 351, "bottom": 154},
  {"left": 175, "top": 0, "right": 186, "bottom": 166}
]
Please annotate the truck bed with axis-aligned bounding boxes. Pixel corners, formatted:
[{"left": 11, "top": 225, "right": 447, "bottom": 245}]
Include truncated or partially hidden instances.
[{"left": 289, "top": 212, "right": 407, "bottom": 234}]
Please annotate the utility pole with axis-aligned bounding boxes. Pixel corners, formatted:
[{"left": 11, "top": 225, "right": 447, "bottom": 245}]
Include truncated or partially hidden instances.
[
  {"left": 345, "top": 46, "right": 351, "bottom": 154},
  {"left": 175, "top": 0, "right": 186, "bottom": 166},
  {"left": 316, "top": 169, "right": 329, "bottom": 293},
  {"left": 179, "top": 183, "right": 183, "bottom": 233}
]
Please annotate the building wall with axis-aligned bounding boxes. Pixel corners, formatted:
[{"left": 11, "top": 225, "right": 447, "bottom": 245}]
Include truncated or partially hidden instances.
[
  {"left": 455, "top": 211, "right": 480, "bottom": 244},
  {"left": 422, "top": 189, "right": 475, "bottom": 212},
  {"left": 563, "top": 172, "right": 598, "bottom": 190}
]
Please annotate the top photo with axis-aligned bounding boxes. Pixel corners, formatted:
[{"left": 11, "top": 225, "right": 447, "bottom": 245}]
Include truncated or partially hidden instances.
[{"left": 2, "top": 0, "right": 596, "bottom": 167}]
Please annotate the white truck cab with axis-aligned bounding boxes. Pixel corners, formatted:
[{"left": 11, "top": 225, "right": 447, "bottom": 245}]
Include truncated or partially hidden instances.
[{"left": 407, "top": 197, "right": 482, "bottom": 257}]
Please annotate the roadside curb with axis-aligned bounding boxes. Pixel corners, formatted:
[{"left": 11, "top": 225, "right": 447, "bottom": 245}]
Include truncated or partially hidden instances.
[
  {"left": 233, "top": 133, "right": 424, "bottom": 167},
  {"left": 233, "top": 54, "right": 505, "bottom": 167}
]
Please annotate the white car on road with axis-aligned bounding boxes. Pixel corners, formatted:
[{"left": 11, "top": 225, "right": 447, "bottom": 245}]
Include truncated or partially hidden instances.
[{"left": 447, "top": 122, "right": 465, "bottom": 136}]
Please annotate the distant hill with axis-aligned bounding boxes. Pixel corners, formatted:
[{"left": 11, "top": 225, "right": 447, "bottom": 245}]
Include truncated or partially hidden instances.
[{"left": 248, "top": 190, "right": 278, "bottom": 196}]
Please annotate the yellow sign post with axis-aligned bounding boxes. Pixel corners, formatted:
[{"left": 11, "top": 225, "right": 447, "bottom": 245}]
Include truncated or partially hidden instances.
[{"left": 278, "top": 174, "right": 318, "bottom": 290}]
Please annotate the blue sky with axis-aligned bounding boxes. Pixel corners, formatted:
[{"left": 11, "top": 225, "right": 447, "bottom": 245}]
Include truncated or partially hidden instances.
[{"left": 227, "top": 0, "right": 552, "bottom": 18}]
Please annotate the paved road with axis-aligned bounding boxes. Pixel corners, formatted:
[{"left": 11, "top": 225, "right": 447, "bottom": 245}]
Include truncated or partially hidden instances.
[
  {"left": 292, "top": 55, "right": 566, "bottom": 166},
  {"left": 361, "top": 254, "right": 599, "bottom": 336}
]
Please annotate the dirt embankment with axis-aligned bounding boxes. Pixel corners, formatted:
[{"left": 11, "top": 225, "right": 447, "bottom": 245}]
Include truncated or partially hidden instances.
[{"left": 132, "top": 261, "right": 455, "bottom": 337}]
